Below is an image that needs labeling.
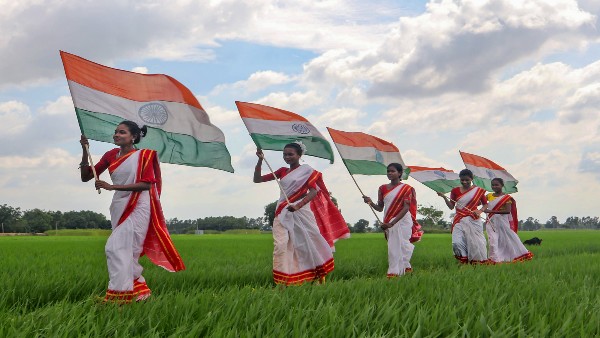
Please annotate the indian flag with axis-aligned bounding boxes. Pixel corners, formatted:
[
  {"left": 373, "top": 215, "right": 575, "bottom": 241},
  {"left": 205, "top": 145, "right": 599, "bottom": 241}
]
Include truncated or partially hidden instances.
[
  {"left": 235, "top": 101, "right": 334, "bottom": 162},
  {"left": 460, "top": 151, "right": 518, "bottom": 193},
  {"left": 327, "top": 127, "right": 409, "bottom": 179},
  {"left": 60, "top": 51, "right": 234, "bottom": 172},
  {"left": 409, "top": 166, "right": 461, "bottom": 193}
]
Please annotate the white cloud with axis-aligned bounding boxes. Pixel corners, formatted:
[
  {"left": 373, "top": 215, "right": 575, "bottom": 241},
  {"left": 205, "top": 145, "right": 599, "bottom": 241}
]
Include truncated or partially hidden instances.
[
  {"left": 301, "top": 0, "right": 597, "bottom": 98},
  {"left": 0, "top": 101, "right": 31, "bottom": 135},
  {"left": 212, "top": 71, "right": 295, "bottom": 95},
  {"left": 255, "top": 90, "right": 325, "bottom": 112},
  {"left": 131, "top": 67, "right": 149, "bottom": 74},
  {"left": 0, "top": 0, "right": 404, "bottom": 88}
]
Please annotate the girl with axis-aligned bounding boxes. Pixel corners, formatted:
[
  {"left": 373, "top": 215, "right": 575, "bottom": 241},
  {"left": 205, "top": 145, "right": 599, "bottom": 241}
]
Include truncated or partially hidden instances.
[
  {"left": 363, "top": 163, "right": 422, "bottom": 277},
  {"left": 80, "top": 121, "right": 185, "bottom": 303},
  {"left": 438, "top": 169, "right": 488, "bottom": 264},
  {"left": 483, "top": 178, "right": 533, "bottom": 263},
  {"left": 254, "top": 142, "right": 349, "bottom": 285}
]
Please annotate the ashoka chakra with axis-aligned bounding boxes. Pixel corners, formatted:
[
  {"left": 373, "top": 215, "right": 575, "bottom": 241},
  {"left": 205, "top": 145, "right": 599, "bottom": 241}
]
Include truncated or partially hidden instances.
[{"left": 139, "top": 103, "right": 169, "bottom": 125}]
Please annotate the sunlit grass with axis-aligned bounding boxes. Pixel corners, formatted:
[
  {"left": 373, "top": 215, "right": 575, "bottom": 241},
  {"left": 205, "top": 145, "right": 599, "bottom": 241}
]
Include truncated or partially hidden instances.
[{"left": 1, "top": 231, "right": 599, "bottom": 336}]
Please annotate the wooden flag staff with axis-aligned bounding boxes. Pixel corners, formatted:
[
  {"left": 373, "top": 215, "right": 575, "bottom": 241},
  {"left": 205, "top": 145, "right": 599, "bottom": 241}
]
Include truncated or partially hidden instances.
[
  {"left": 259, "top": 152, "right": 291, "bottom": 206},
  {"left": 84, "top": 143, "right": 101, "bottom": 194}
]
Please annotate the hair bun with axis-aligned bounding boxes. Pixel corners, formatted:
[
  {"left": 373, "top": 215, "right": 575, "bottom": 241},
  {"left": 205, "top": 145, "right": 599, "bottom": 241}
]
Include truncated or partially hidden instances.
[{"left": 140, "top": 125, "right": 148, "bottom": 138}]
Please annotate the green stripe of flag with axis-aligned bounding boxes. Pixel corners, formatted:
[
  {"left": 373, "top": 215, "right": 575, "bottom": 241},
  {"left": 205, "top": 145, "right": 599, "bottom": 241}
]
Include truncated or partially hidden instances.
[
  {"left": 419, "top": 179, "right": 462, "bottom": 194},
  {"left": 343, "top": 159, "right": 410, "bottom": 179},
  {"left": 250, "top": 133, "right": 334, "bottom": 163},
  {"left": 473, "top": 177, "right": 518, "bottom": 193},
  {"left": 77, "top": 108, "right": 234, "bottom": 172}
]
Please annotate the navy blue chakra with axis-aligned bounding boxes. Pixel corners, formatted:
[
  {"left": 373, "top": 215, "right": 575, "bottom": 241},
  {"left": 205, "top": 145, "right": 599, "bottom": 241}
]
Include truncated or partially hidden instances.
[
  {"left": 139, "top": 102, "right": 169, "bottom": 125},
  {"left": 292, "top": 123, "right": 310, "bottom": 134}
]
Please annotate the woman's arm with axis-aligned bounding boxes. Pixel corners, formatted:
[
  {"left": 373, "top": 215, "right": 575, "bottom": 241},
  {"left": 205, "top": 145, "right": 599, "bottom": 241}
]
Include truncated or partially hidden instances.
[
  {"left": 437, "top": 192, "right": 455, "bottom": 210},
  {"left": 253, "top": 149, "right": 264, "bottom": 183},
  {"left": 95, "top": 181, "right": 151, "bottom": 192},
  {"left": 362, "top": 195, "right": 384, "bottom": 212},
  {"left": 80, "top": 135, "right": 94, "bottom": 182},
  {"left": 287, "top": 187, "right": 318, "bottom": 212},
  {"left": 484, "top": 203, "right": 510, "bottom": 215}
]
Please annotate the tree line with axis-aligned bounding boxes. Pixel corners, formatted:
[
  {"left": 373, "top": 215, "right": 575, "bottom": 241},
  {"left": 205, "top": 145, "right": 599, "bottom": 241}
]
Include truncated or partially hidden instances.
[
  {"left": 0, "top": 204, "right": 110, "bottom": 233},
  {"left": 1, "top": 202, "right": 598, "bottom": 234}
]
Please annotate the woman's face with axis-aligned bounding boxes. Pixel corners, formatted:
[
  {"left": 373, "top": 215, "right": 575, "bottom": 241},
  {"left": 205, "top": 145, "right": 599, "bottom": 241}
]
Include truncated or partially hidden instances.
[
  {"left": 283, "top": 147, "right": 301, "bottom": 165},
  {"left": 113, "top": 124, "right": 135, "bottom": 147},
  {"left": 491, "top": 180, "right": 503, "bottom": 193},
  {"left": 387, "top": 166, "right": 400, "bottom": 181},
  {"left": 460, "top": 175, "right": 472, "bottom": 188}
]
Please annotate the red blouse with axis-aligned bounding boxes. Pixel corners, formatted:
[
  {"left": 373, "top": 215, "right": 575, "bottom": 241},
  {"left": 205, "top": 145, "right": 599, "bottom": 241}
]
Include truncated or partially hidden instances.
[{"left": 91, "top": 148, "right": 156, "bottom": 184}]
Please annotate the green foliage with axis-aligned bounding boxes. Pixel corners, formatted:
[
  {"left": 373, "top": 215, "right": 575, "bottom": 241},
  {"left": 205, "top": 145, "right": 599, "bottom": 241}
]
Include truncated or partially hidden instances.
[
  {"left": 263, "top": 201, "right": 277, "bottom": 228},
  {"left": 0, "top": 204, "right": 22, "bottom": 232},
  {"left": 350, "top": 219, "right": 369, "bottom": 233},
  {"left": 1, "top": 231, "right": 599, "bottom": 336},
  {"left": 417, "top": 204, "right": 449, "bottom": 229},
  {"left": 168, "top": 216, "right": 267, "bottom": 234}
]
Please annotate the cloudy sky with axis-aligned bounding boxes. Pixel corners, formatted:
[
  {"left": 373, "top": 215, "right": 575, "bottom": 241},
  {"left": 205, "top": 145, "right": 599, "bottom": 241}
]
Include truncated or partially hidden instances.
[{"left": 1, "top": 0, "right": 599, "bottom": 225}]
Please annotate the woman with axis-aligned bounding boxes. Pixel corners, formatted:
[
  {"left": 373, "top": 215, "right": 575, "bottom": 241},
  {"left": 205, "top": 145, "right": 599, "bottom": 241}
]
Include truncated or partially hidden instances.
[
  {"left": 438, "top": 169, "right": 488, "bottom": 264},
  {"left": 363, "top": 163, "right": 423, "bottom": 277},
  {"left": 80, "top": 121, "right": 185, "bottom": 303},
  {"left": 254, "top": 142, "right": 349, "bottom": 285},
  {"left": 483, "top": 178, "right": 533, "bottom": 263}
]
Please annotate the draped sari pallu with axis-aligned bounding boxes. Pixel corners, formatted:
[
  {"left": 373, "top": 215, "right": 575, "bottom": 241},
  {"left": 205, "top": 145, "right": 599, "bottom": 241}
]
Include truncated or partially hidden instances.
[
  {"left": 382, "top": 183, "right": 421, "bottom": 277},
  {"left": 104, "top": 149, "right": 185, "bottom": 303},
  {"left": 486, "top": 194, "right": 533, "bottom": 263},
  {"left": 382, "top": 184, "right": 423, "bottom": 244},
  {"left": 451, "top": 186, "right": 488, "bottom": 264},
  {"left": 272, "top": 165, "right": 349, "bottom": 285}
]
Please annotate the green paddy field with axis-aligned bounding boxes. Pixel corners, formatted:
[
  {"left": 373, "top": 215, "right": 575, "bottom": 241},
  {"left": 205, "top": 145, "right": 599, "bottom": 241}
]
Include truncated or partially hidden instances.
[{"left": 1, "top": 231, "right": 599, "bottom": 337}]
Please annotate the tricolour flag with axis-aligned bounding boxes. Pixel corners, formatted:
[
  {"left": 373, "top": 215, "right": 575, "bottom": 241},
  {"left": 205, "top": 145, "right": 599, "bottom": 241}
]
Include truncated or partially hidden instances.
[
  {"left": 460, "top": 151, "right": 518, "bottom": 193},
  {"left": 408, "top": 166, "right": 461, "bottom": 194},
  {"left": 327, "top": 128, "right": 409, "bottom": 179},
  {"left": 60, "top": 51, "right": 234, "bottom": 172},
  {"left": 235, "top": 101, "right": 334, "bottom": 162}
]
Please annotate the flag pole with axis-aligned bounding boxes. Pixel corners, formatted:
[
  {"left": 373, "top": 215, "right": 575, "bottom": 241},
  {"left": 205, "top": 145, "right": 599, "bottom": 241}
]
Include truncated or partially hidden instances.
[
  {"left": 330, "top": 141, "right": 382, "bottom": 223},
  {"left": 259, "top": 153, "right": 291, "bottom": 205},
  {"left": 61, "top": 53, "right": 101, "bottom": 195},
  {"left": 84, "top": 144, "right": 101, "bottom": 194}
]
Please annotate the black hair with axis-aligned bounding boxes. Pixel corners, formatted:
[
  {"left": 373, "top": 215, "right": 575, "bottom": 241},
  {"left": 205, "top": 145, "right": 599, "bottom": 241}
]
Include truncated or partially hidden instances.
[
  {"left": 119, "top": 121, "right": 147, "bottom": 144},
  {"left": 387, "top": 163, "right": 404, "bottom": 173},
  {"left": 491, "top": 177, "right": 504, "bottom": 186},
  {"left": 283, "top": 143, "right": 303, "bottom": 156},
  {"left": 459, "top": 169, "right": 474, "bottom": 179}
]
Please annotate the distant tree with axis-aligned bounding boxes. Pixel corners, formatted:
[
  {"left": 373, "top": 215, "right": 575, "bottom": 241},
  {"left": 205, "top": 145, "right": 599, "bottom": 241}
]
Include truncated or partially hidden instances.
[
  {"left": 0, "top": 204, "right": 22, "bottom": 232},
  {"left": 520, "top": 217, "right": 541, "bottom": 231},
  {"left": 417, "top": 204, "right": 445, "bottom": 228},
  {"left": 373, "top": 219, "right": 384, "bottom": 233},
  {"left": 580, "top": 216, "right": 599, "bottom": 229},
  {"left": 564, "top": 216, "right": 580, "bottom": 229},
  {"left": 352, "top": 219, "right": 369, "bottom": 233},
  {"left": 545, "top": 216, "right": 560, "bottom": 229},
  {"left": 264, "top": 201, "right": 277, "bottom": 227},
  {"left": 19, "top": 209, "right": 53, "bottom": 233}
]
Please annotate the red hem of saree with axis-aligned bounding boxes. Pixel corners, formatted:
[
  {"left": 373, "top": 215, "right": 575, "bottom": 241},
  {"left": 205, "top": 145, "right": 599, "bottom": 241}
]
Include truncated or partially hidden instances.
[
  {"left": 513, "top": 251, "right": 534, "bottom": 262},
  {"left": 273, "top": 258, "right": 334, "bottom": 285},
  {"left": 103, "top": 279, "right": 152, "bottom": 304},
  {"left": 455, "top": 255, "right": 468, "bottom": 264},
  {"left": 490, "top": 251, "right": 534, "bottom": 264}
]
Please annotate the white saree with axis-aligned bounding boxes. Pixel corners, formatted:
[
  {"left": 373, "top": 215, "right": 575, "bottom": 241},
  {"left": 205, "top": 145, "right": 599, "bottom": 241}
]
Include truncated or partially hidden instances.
[
  {"left": 273, "top": 164, "right": 334, "bottom": 285},
  {"left": 383, "top": 184, "right": 414, "bottom": 277},
  {"left": 452, "top": 187, "right": 488, "bottom": 263},
  {"left": 486, "top": 195, "right": 532, "bottom": 263},
  {"left": 105, "top": 150, "right": 151, "bottom": 299}
]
